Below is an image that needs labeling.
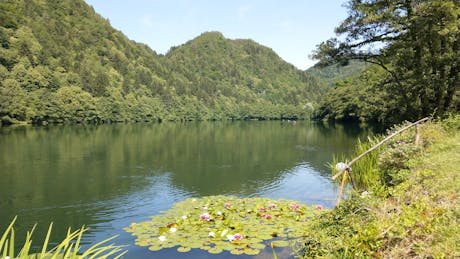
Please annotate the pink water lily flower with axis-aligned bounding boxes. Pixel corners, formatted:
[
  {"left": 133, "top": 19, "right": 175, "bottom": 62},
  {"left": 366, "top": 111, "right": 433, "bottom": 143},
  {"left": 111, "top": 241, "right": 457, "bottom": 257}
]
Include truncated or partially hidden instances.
[
  {"left": 290, "top": 204, "right": 300, "bottom": 210},
  {"left": 261, "top": 213, "right": 272, "bottom": 219},
  {"left": 259, "top": 207, "right": 265, "bottom": 212},
  {"left": 268, "top": 203, "right": 277, "bottom": 209},
  {"left": 316, "top": 205, "right": 323, "bottom": 210},
  {"left": 224, "top": 202, "right": 231, "bottom": 209},
  {"left": 234, "top": 233, "right": 243, "bottom": 240},
  {"left": 200, "top": 212, "right": 211, "bottom": 221}
]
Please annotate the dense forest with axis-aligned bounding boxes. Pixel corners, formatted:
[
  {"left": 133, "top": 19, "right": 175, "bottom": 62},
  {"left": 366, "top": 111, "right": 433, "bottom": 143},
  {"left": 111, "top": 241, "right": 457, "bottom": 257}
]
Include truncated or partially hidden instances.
[
  {"left": 313, "top": 0, "right": 460, "bottom": 125},
  {"left": 0, "top": 0, "right": 330, "bottom": 126}
]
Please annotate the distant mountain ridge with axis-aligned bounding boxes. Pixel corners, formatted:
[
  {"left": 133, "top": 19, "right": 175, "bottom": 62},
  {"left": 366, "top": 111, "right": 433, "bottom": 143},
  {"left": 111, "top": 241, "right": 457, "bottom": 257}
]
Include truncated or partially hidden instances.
[{"left": 0, "top": 0, "right": 330, "bottom": 125}]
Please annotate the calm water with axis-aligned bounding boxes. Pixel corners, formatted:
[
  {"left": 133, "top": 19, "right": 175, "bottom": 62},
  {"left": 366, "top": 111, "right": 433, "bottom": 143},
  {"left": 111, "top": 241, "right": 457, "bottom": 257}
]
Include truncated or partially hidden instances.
[{"left": 0, "top": 121, "right": 368, "bottom": 258}]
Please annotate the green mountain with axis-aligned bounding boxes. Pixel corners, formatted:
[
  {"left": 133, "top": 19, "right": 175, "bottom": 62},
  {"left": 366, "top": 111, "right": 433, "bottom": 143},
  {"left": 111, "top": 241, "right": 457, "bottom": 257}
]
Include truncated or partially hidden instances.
[
  {"left": 306, "top": 61, "right": 366, "bottom": 88},
  {"left": 0, "top": 0, "right": 325, "bottom": 125}
]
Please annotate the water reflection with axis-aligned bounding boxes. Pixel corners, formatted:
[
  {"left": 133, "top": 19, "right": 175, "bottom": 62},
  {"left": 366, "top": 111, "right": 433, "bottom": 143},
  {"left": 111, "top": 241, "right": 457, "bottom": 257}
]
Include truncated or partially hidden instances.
[{"left": 0, "top": 121, "right": 369, "bottom": 257}]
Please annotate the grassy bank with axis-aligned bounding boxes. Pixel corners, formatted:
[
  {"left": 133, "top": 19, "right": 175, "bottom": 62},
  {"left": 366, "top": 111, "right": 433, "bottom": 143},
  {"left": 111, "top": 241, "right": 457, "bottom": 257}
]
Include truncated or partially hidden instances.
[{"left": 296, "top": 116, "right": 460, "bottom": 258}]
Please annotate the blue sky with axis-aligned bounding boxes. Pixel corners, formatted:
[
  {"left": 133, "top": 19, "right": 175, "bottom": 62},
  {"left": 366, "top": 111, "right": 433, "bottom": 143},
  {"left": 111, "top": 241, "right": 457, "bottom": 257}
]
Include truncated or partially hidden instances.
[{"left": 84, "top": 0, "right": 348, "bottom": 70}]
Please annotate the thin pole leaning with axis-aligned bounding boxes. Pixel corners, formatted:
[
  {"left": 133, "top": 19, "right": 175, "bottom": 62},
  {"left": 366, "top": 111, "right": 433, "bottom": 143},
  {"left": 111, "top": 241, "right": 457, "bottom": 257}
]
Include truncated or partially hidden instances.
[{"left": 332, "top": 117, "right": 430, "bottom": 181}]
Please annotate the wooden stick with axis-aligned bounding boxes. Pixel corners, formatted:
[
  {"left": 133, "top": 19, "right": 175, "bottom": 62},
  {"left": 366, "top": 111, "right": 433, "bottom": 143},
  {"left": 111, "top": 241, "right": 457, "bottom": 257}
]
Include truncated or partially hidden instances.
[
  {"left": 332, "top": 117, "right": 430, "bottom": 180},
  {"left": 336, "top": 170, "right": 348, "bottom": 205}
]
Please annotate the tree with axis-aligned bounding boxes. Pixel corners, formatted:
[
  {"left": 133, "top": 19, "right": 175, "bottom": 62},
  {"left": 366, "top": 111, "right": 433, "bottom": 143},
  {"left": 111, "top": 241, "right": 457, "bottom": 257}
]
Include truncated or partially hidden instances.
[{"left": 313, "top": 0, "right": 460, "bottom": 121}]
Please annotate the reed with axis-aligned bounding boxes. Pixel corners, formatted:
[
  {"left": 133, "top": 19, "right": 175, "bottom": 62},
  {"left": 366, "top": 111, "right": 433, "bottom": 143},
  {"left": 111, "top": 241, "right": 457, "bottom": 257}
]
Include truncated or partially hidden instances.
[{"left": 0, "top": 217, "right": 126, "bottom": 259}]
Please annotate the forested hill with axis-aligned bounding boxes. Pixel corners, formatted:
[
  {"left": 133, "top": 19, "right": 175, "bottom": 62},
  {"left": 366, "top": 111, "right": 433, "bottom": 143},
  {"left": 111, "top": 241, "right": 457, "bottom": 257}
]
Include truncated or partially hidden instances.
[
  {"left": 0, "top": 0, "right": 325, "bottom": 125},
  {"left": 306, "top": 61, "right": 366, "bottom": 88},
  {"left": 164, "top": 32, "right": 324, "bottom": 115}
]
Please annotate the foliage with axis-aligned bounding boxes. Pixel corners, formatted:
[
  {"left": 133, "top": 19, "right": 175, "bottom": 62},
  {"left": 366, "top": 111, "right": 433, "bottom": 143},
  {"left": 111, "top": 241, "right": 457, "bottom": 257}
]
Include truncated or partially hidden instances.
[
  {"left": 296, "top": 118, "right": 460, "bottom": 258},
  {"left": 0, "top": 0, "right": 324, "bottom": 126},
  {"left": 0, "top": 217, "right": 126, "bottom": 259},
  {"left": 125, "top": 196, "right": 324, "bottom": 255},
  {"left": 313, "top": 0, "right": 460, "bottom": 124},
  {"left": 306, "top": 60, "right": 366, "bottom": 88},
  {"left": 313, "top": 65, "right": 405, "bottom": 125}
]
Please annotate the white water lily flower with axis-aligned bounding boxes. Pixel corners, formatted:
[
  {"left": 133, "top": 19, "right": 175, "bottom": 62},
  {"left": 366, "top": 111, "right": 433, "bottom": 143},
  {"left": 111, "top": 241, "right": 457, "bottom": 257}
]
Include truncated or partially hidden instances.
[
  {"left": 203, "top": 206, "right": 208, "bottom": 210},
  {"left": 226, "top": 234, "right": 235, "bottom": 241},
  {"left": 208, "top": 231, "right": 215, "bottom": 237},
  {"left": 170, "top": 227, "right": 177, "bottom": 233},
  {"left": 158, "top": 235, "right": 166, "bottom": 242},
  {"left": 221, "top": 229, "right": 228, "bottom": 237},
  {"left": 216, "top": 211, "right": 222, "bottom": 216},
  {"left": 181, "top": 215, "right": 187, "bottom": 220}
]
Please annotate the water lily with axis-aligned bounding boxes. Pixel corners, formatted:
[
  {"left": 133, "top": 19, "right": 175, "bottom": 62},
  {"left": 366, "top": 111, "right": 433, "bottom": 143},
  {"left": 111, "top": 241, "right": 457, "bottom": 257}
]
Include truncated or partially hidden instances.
[
  {"left": 261, "top": 213, "right": 272, "bottom": 219},
  {"left": 208, "top": 231, "right": 215, "bottom": 237},
  {"left": 203, "top": 206, "right": 208, "bottom": 210},
  {"left": 170, "top": 227, "right": 177, "bottom": 233},
  {"left": 200, "top": 212, "right": 211, "bottom": 221},
  {"left": 290, "top": 204, "right": 300, "bottom": 210},
  {"left": 268, "top": 203, "right": 277, "bottom": 209},
  {"left": 224, "top": 202, "right": 231, "bottom": 209},
  {"left": 226, "top": 234, "right": 235, "bottom": 241},
  {"left": 259, "top": 207, "right": 265, "bottom": 212},
  {"left": 221, "top": 229, "right": 228, "bottom": 237},
  {"left": 234, "top": 233, "right": 243, "bottom": 240},
  {"left": 158, "top": 236, "right": 166, "bottom": 242},
  {"left": 216, "top": 211, "right": 222, "bottom": 216},
  {"left": 181, "top": 215, "right": 187, "bottom": 220},
  {"left": 316, "top": 205, "right": 323, "bottom": 210}
]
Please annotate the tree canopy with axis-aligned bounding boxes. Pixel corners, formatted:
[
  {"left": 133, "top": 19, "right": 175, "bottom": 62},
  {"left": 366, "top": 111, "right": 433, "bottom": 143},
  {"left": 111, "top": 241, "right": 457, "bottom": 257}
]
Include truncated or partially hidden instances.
[
  {"left": 0, "top": 0, "right": 327, "bottom": 126},
  {"left": 313, "top": 0, "right": 460, "bottom": 124}
]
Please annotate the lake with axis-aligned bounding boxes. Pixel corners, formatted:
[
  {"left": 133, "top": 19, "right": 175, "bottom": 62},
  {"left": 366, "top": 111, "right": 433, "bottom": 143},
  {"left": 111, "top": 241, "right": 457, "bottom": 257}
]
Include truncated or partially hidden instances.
[{"left": 0, "top": 121, "right": 369, "bottom": 258}]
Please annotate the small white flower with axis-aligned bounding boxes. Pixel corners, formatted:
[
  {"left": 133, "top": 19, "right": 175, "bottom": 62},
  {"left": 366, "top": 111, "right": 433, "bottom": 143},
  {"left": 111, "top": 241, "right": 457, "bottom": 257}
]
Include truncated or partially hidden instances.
[
  {"left": 208, "top": 231, "right": 215, "bottom": 237},
  {"left": 181, "top": 215, "right": 187, "bottom": 220},
  {"left": 158, "top": 235, "right": 166, "bottom": 242},
  {"left": 216, "top": 211, "right": 222, "bottom": 216},
  {"left": 203, "top": 206, "right": 208, "bottom": 210},
  {"left": 192, "top": 198, "right": 197, "bottom": 202},
  {"left": 170, "top": 227, "right": 177, "bottom": 233},
  {"left": 226, "top": 234, "right": 235, "bottom": 241},
  {"left": 221, "top": 229, "right": 228, "bottom": 237}
]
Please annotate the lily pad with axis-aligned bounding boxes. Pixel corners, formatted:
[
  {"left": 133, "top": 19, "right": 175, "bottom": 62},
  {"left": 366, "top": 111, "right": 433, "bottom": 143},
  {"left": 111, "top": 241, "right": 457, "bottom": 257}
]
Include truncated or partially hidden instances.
[
  {"left": 125, "top": 196, "right": 324, "bottom": 255},
  {"left": 177, "top": 246, "right": 191, "bottom": 253},
  {"left": 271, "top": 240, "right": 290, "bottom": 247}
]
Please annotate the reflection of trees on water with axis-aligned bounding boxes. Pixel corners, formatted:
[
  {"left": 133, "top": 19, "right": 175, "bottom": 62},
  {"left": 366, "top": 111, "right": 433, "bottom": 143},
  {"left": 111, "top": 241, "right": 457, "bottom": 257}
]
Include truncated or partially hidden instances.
[{"left": 0, "top": 121, "right": 368, "bottom": 249}]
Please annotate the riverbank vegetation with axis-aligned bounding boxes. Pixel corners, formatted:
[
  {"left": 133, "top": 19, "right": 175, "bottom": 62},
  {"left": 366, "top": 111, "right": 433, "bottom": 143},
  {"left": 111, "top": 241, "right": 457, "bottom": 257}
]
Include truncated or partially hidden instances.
[{"left": 295, "top": 116, "right": 460, "bottom": 258}]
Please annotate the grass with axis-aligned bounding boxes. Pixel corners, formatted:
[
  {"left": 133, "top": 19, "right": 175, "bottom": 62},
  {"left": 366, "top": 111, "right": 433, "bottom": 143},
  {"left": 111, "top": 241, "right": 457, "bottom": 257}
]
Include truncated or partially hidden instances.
[
  {"left": 0, "top": 218, "right": 126, "bottom": 259},
  {"left": 296, "top": 116, "right": 460, "bottom": 258}
]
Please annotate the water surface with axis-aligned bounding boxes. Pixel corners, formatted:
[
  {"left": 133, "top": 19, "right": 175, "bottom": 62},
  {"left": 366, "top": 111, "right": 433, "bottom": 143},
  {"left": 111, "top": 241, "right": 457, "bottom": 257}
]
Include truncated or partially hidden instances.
[{"left": 0, "top": 121, "right": 368, "bottom": 258}]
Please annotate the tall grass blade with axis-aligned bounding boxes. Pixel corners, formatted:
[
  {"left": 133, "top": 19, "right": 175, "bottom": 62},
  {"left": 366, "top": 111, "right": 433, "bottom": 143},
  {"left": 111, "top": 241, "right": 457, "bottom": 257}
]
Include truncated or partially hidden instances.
[
  {"left": 2, "top": 240, "right": 8, "bottom": 259},
  {"left": 9, "top": 228, "right": 14, "bottom": 257},
  {"left": 81, "top": 235, "right": 119, "bottom": 257},
  {"left": 0, "top": 216, "right": 16, "bottom": 252},
  {"left": 41, "top": 222, "right": 53, "bottom": 257},
  {"left": 71, "top": 226, "right": 85, "bottom": 258}
]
